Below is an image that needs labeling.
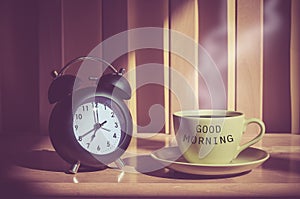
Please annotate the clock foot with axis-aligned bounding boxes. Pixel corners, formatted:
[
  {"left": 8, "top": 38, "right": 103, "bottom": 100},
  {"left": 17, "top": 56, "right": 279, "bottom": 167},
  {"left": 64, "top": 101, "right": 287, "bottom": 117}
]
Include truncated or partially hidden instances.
[
  {"left": 114, "top": 158, "right": 125, "bottom": 170},
  {"left": 68, "top": 161, "right": 81, "bottom": 174}
]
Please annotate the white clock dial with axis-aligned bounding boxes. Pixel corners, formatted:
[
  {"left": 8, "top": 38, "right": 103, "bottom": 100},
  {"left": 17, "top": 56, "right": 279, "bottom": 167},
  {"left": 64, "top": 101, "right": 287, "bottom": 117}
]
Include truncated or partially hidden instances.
[{"left": 73, "top": 101, "right": 122, "bottom": 155}]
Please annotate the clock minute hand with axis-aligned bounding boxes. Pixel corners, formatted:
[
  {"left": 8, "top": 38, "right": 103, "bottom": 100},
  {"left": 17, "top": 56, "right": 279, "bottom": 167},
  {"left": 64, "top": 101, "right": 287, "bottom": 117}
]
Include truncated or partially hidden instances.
[{"left": 92, "top": 102, "right": 99, "bottom": 124}]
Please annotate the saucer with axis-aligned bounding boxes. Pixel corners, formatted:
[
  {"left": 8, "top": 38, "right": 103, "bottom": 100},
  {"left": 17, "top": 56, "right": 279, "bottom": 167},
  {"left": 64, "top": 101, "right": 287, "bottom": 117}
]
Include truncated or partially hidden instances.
[{"left": 150, "top": 146, "right": 270, "bottom": 176}]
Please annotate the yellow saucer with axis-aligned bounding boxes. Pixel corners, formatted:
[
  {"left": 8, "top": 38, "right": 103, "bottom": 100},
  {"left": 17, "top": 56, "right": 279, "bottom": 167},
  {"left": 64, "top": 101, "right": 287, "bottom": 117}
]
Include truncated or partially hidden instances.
[{"left": 151, "top": 146, "right": 270, "bottom": 176}]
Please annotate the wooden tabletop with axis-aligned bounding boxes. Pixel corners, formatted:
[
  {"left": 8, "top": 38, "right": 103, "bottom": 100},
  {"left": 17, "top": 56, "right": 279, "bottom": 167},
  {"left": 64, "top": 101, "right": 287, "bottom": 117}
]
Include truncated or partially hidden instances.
[{"left": 1, "top": 133, "right": 300, "bottom": 198}]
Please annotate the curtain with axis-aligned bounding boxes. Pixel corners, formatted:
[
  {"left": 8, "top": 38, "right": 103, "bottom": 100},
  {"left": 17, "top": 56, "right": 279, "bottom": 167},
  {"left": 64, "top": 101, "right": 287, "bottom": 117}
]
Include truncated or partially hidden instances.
[{"left": 0, "top": 0, "right": 299, "bottom": 134}]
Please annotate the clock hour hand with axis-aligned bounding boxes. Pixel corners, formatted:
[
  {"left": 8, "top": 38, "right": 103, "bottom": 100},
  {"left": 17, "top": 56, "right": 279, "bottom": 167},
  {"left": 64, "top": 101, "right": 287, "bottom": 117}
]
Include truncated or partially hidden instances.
[{"left": 95, "top": 120, "right": 107, "bottom": 128}]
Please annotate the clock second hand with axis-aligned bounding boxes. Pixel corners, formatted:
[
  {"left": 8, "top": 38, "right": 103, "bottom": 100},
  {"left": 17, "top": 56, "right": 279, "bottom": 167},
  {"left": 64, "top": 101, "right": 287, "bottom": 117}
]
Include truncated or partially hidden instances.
[
  {"left": 78, "top": 127, "right": 96, "bottom": 141},
  {"left": 100, "top": 127, "right": 110, "bottom": 132}
]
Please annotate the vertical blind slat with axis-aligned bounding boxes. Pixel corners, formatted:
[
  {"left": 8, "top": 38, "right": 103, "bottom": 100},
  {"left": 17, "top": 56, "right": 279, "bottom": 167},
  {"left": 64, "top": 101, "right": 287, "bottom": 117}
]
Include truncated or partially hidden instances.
[
  {"left": 62, "top": 0, "right": 102, "bottom": 63},
  {"left": 1, "top": 0, "right": 39, "bottom": 134},
  {"left": 290, "top": 0, "right": 300, "bottom": 134},
  {"left": 127, "top": 0, "right": 167, "bottom": 134},
  {"left": 198, "top": 0, "right": 228, "bottom": 109},
  {"left": 127, "top": 1, "right": 138, "bottom": 135},
  {"left": 170, "top": 0, "right": 199, "bottom": 135},
  {"left": 227, "top": 0, "right": 236, "bottom": 111},
  {"left": 236, "top": 0, "right": 264, "bottom": 119},
  {"left": 103, "top": 0, "right": 127, "bottom": 68},
  {"left": 263, "top": 0, "right": 291, "bottom": 133},
  {"left": 38, "top": 0, "right": 63, "bottom": 134},
  {"left": 236, "top": 0, "right": 264, "bottom": 135},
  {"left": 163, "top": 0, "right": 170, "bottom": 135}
]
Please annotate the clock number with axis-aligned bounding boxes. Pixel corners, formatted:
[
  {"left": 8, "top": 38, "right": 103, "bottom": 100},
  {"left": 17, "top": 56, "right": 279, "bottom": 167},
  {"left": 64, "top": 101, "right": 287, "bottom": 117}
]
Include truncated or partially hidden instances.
[
  {"left": 86, "top": 143, "right": 90, "bottom": 148},
  {"left": 78, "top": 136, "right": 82, "bottom": 141},
  {"left": 111, "top": 112, "right": 115, "bottom": 118},
  {"left": 76, "top": 114, "right": 82, "bottom": 120},
  {"left": 75, "top": 125, "right": 78, "bottom": 130},
  {"left": 82, "top": 105, "right": 88, "bottom": 111},
  {"left": 107, "top": 141, "right": 111, "bottom": 147},
  {"left": 115, "top": 122, "right": 118, "bottom": 128},
  {"left": 97, "top": 145, "right": 101, "bottom": 151},
  {"left": 103, "top": 104, "right": 107, "bottom": 110},
  {"left": 113, "top": 133, "right": 117, "bottom": 138}
]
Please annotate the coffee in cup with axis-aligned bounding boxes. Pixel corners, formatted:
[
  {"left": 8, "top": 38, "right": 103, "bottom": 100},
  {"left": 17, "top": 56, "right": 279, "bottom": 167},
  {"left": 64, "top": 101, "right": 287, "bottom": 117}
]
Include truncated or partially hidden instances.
[{"left": 173, "top": 110, "right": 265, "bottom": 164}]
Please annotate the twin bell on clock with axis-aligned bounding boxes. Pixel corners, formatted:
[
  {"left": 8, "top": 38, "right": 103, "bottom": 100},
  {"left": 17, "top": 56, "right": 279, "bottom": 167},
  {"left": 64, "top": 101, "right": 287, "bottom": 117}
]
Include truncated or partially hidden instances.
[{"left": 48, "top": 56, "right": 133, "bottom": 174}]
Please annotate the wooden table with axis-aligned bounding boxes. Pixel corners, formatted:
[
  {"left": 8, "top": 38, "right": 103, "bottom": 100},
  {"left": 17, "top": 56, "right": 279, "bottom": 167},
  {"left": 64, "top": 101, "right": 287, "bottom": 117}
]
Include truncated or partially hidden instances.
[{"left": 1, "top": 133, "right": 300, "bottom": 198}]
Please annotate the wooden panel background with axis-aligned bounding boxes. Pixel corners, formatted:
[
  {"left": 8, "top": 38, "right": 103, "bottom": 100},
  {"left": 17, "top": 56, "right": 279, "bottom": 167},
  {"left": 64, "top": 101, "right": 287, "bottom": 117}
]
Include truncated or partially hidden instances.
[{"left": 0, "top": 0, "right": 299, "bottom": 134}]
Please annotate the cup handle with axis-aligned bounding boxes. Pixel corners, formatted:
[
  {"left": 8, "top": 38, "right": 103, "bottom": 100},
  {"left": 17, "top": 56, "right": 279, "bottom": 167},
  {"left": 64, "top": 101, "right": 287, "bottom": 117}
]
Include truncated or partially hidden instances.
[{"left": 235, "top": 118, "right": 265, "bottom": 158}]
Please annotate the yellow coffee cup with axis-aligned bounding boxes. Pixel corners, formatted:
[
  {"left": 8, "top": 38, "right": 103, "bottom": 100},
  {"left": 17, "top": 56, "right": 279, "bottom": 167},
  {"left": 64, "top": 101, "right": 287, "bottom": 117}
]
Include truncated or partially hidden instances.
[{"left": 173, "top": 110, "right": 265, "bottom": 164}]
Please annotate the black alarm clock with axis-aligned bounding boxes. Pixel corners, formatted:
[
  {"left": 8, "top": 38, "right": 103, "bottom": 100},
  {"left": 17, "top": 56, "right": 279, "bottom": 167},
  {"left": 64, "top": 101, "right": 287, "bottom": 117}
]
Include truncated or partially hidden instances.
[{"left": 48, "top": 56, "right": 132, "bottom": 174}]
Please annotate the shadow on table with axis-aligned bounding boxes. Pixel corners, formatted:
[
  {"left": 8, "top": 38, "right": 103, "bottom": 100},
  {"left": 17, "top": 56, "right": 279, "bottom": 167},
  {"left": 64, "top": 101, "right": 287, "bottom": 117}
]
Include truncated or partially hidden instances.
[
  {"left": 122, "top": 155, "right": 250, "bottom": 180},
  {"left": 14, "top": 150, "right": 68, "bottom": 172},
  {"left": 14, "top": 150, "right": 105, "bottom": 173},
  {"left": 262, "top": 154, "right": 300, "bottom": 175},
  {"left": 0, "top": 149, "right": 65, "bottom": 198}
]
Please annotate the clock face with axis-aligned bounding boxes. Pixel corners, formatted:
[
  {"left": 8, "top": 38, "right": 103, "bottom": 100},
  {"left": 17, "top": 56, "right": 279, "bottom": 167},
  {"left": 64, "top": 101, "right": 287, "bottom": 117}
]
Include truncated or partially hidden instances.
[{"left": 73, "top": 99, "right": 122, "bottom": 155}]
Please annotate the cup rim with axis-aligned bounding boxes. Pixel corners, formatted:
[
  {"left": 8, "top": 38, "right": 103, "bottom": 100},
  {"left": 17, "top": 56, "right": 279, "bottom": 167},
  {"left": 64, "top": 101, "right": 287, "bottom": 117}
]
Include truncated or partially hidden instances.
[{"left": 173, "top": 109, "right": 244, "bottom": 119}]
